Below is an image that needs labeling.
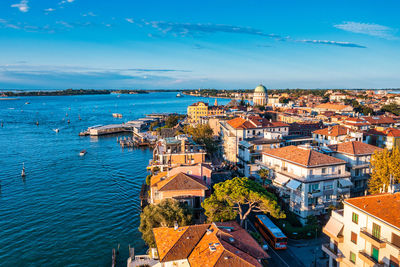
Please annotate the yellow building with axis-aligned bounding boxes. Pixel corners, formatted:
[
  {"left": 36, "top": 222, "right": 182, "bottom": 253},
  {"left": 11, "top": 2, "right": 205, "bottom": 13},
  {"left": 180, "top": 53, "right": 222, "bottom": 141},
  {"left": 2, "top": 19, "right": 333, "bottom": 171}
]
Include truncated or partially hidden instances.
[{"left": 187, "top": 101, "right": 224, "bottom": 123}]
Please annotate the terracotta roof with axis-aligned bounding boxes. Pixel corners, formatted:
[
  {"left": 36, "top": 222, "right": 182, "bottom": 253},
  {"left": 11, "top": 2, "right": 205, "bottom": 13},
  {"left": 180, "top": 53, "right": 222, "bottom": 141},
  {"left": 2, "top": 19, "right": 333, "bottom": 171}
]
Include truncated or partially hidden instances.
[
  {"left": 155, "top": 172, "right": 208, "bottom": 191},
  {"left": 328, "top": 141, "right": 382, "bottom": 155},
  {"left": 263, "top": 146, "right": 345, "bottom": 167},
  {"left": 386, "top": 128, "right": 400, "bottom": 137},
  {"left": 314, "top": 103, "right": 353, "bottom": 111},
  {"left": 227, "top": 116, "right": 288, "bottom": 130},
  {"left": 362, "top": 116, "right": 396, "bottom": 125},
  {"left": 154, "top": 224, "right": 210, "bottom": 262},
  {"left": 313, "top": 125, "right": 351, "bottom": 137},
  {"left": 365, "top": 128, "right": 400, "bottom": 137},
  {"left": 153, "top": 222, "right": 268, "bottom": 266},
  {"left": 345, "top": 193, "right": 400, "bottom": 230},
  {"left": 344, "top": 117, "right": 367, "bottom": 123},
  {"left": 150, "top": 171, "right": 168, "bottom": 187}
]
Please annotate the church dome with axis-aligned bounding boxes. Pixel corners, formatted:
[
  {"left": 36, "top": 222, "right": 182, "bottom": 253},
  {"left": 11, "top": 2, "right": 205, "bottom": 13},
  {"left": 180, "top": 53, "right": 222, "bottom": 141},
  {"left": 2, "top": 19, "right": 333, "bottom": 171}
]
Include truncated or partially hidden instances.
[{"left": 254, "top": 84, "right": 267, "bottom": 93}]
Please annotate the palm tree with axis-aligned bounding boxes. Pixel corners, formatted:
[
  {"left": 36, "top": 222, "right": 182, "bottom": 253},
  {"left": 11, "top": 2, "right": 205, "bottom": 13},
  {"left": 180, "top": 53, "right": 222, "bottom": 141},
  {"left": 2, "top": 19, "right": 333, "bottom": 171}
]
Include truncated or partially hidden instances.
[{"left": 258, "top": 168, "right": 270, "bottom": 186}]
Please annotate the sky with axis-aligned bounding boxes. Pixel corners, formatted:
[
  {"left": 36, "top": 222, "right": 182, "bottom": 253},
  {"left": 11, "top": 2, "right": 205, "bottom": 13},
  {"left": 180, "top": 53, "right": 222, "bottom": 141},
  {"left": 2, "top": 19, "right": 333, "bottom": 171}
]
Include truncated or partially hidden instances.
[{"left": 1, "top": 0, "right": 400, "bottom": 89}]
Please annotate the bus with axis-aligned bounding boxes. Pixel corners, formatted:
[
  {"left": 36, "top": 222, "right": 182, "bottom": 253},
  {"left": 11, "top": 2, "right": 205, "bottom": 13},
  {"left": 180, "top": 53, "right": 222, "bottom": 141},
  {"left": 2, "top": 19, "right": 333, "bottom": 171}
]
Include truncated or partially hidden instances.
[{"left": 254, "top": 214, "right": 287, "bottom": 250}]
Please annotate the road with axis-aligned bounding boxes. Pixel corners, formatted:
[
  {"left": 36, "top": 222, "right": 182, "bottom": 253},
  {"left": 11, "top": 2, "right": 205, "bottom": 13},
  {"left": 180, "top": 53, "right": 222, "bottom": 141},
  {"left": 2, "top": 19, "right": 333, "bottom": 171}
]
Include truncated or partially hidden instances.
[{"left": 245, "top": 219, "right": 306, "bottom": 267}]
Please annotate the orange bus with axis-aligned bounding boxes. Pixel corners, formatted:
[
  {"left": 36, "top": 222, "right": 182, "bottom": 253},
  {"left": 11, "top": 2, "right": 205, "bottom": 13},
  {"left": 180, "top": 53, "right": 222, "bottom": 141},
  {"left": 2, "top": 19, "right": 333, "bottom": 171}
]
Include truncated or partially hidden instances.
[{"left": 254, "top": 214, "right": 287, "bottom": 250}]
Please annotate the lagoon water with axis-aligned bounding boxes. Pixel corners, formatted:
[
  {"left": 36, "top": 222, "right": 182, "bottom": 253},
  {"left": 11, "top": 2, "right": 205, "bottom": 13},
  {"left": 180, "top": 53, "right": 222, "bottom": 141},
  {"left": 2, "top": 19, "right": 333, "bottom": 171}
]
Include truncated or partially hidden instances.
[{"left": 0, "top": 92, "right": 230, "bottom": 266}]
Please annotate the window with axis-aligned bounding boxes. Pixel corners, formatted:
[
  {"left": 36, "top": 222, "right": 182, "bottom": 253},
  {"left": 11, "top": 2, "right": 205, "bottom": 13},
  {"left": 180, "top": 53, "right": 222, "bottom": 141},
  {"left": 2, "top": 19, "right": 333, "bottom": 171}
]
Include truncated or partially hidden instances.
[
  {"left": 372, "top": 223, "right": 381, "bottom": 239},
  {"left": 392, "top": 233, "right": 400, "bottom": 248},
  {"left": 322, "top": 168, "right": 326, "bottom": 174},
  {"left": 390, "top": 255, "right": 399, "bottom": 267},
  {"left": 309, "top": 183, "right": 319, "bottom": 192},
  {"left": 371, "top": 246, "right": 379, "bottom": 262},
  {"left": 351, "top": 232, "right": 357, "bottom": 244},
  {"left": 352, "top": 212, "right": 358, "bottom": 224},
  {"left": 350, "top": 251, "right": 356, "bottom": 263}
]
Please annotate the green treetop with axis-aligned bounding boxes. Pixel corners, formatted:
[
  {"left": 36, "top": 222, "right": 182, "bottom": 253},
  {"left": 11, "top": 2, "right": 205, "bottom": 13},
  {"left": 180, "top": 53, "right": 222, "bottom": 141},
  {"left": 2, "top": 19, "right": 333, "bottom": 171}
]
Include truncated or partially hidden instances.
[
  {"left": 202, "top": 177, "right": 285, "bottom": 226},
  {"left": 139, "top": 199, "right": 192, "bottom": 247}
]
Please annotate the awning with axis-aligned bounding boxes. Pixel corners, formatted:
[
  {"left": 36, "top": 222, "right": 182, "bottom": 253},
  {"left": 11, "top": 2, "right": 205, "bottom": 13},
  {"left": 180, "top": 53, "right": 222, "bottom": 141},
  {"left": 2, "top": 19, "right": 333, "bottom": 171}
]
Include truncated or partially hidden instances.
[
  {"left": 286, "top": 179, "right": 302, "bottom": 190},
  {"left": 274, "top": 175, "right": 290, "bottom": 186},
  {"left": 324, "top": 217, "right": 344, "bottom": 237},
  {"left": 339, "top": 178, "right": 353, "bottom": 187}
]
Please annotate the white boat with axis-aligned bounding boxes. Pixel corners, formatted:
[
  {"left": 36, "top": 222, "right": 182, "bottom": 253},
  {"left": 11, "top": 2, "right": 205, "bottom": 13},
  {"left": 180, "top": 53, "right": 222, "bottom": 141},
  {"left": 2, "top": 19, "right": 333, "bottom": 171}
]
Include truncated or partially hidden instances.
[
  {"left": 53, "top": 128, "right": 59, "bottom": 133},
  {"left": 176, "top": 93, "right": 183, "bottom": 97},
  {"left": 79, "top": 150, "right": 87, "bottom": 156}
]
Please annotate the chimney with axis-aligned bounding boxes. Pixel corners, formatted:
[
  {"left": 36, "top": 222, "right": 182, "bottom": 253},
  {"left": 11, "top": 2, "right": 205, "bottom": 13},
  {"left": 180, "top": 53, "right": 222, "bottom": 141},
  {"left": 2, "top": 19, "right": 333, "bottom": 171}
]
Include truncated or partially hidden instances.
[
  {"left": 347, "top": 128, "right": 350, "bottom": 135},
  {"left": 328, "top": 126, "right": 332, "bottom": 135},
  {"left": 181, "top": 138, "right": 186, "bottom": 153},
  {"left": 174, "top": 221, "right": 179, "bottom": 230}
]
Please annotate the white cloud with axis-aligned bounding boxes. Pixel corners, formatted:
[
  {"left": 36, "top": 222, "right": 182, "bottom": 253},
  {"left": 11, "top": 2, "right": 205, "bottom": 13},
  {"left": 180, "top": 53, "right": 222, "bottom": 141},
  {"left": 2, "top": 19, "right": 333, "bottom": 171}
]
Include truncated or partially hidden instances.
[
  {"left": 334, "top": 21, "right": 398, "bottom": 40},
  {"left": 59, "top": 0, "right": 74, "bottom": 5},
  {"left": 82, "top": 12, "right": 96, "bottom": 17},
  {"left": 11, "top": 0, "right": 29, "bottom": 13},
  {"left": 44, "top": 8, "right": 55, "bottom": 12},
  {"left": 126, "top": 18, "right": 134, "bottom": 24}
]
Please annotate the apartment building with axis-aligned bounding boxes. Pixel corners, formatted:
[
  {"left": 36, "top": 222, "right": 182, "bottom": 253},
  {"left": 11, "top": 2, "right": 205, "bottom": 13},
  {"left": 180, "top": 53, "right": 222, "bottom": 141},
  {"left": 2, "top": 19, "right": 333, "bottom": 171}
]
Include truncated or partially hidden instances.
[
  {"left": 365, "top": 127, "right": 400, "bottom": 150},
  {"left": 260, "top": 145, "right": 352, "bottom": 224},
  {"left": 313, "top": 125, "right": 364, "bottom": 146},
  {"left": 238, "top": 137, "right": 281, "bottom": 178},
  {"left": 322, "top": 193, "right": 400, "bottom": 267},
  {"left": 328, "top": 141, "right": 383, "bottom": 197},
  {"left": 220, "top": 115, "right": 289, "bottom": 163},
  {"left": 149, "top": 172, "right": 208, "bottom": 211},
  {"left": 150, "top": 136, "right": 206, "bottom": 171},
  {"left": 187, "top": 101, "right": 224, "bottom": 124}
]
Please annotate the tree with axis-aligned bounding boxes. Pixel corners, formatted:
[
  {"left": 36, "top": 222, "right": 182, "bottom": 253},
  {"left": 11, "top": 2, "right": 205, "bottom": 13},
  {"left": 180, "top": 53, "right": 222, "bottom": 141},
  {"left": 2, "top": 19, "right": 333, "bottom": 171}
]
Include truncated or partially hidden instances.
[
  {"left": 257, "top": 168, "right": 270, "bottom": 186},
  {"left": 202, "top": 177, "right": 285, "bottom": 226},
  {"left": 381, "top": 103, "right": 400, "bottom": 116},
  {"left": 368, "top": 148, "right": 400, "bottom": 194},
  {"left": 184, "top": 124, "right": 217, "bottom": 155},
  {"left": 139, "top": 199, "right": 192, "bottom": 247}
]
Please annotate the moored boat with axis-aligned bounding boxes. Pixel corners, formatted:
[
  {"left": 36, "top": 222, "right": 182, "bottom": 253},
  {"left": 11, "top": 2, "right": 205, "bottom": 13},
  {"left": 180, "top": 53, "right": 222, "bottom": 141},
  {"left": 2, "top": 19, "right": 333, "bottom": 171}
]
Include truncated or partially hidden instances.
[{"left": 79, "top": 150, "right": 87, "bottom": 156}]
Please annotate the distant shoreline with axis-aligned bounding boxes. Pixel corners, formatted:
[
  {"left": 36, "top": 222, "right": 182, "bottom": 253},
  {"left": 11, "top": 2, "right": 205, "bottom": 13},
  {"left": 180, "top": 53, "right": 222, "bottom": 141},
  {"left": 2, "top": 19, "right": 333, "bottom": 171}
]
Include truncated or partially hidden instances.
[{"left": 0, "top": 89, "right": 181, "bottom": 97}]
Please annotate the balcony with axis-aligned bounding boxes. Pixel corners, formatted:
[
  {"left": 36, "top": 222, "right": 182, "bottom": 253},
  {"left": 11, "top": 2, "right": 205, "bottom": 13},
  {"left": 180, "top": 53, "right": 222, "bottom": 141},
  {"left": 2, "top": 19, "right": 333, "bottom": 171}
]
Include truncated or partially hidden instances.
[
  {"left": 321, "top": 243, "right": 343, "bottom": 262},
  {"left": 308, "top": 189, "right": 322, "bottom": 198},
  {"left": 337, "top": 187, "right": 351, "bottom": 194},
  {"left": 358, "top": 250, "right": 384, "bottom": 267},
  {"left": 360, "top": 228, "right": 386, "bottom": 248}
]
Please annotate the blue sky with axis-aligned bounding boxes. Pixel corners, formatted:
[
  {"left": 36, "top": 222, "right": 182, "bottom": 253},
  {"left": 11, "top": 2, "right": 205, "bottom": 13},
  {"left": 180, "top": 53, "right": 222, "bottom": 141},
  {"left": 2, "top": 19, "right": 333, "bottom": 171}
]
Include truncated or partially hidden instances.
[{"left": 1, "top": 0, "right": 400, "bottom": 89}]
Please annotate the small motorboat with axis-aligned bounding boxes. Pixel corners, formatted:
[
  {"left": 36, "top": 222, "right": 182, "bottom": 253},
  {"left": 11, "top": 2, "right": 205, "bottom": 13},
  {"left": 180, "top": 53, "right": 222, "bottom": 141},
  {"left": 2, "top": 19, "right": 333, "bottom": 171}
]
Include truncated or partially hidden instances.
[
  {"left": 79, "top": 150, "right": 87, "bottom": 156},
  {"left": 25, "top": 102, "right": 30, "bottom": 104},
  {"left": 176, "top": 93, "right": 183, "bottom": 97},
  {"left": 53, "top": 128, "right": 59, "bottom": 133}
]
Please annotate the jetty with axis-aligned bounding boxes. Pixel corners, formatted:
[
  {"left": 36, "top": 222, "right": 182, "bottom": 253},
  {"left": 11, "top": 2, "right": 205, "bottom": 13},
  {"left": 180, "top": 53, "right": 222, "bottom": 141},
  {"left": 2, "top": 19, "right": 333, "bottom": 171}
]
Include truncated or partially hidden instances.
[{"left": 79, "top": 116, "right": 160, "bottom": 137}]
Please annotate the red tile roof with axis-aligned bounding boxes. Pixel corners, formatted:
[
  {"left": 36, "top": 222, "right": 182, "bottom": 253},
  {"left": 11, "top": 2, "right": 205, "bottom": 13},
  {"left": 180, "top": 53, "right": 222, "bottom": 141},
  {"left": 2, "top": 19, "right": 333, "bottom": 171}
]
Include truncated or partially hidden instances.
[
  {"left": 263, "top": 146, "right": 345, "bottom": 167},
  {"left": 154, "top": 172, "right": 208, "bottom": 191},
  {"left": 227, "top": 116, "right": 288, "bottom": 130},
  {"left": 345, "top": 193, "right": 400, "bottom": 230},
  {"left": 153, "top": 222, "right": 268, "bottom": 266},
  {"left": 313, "top": 125, "right": 351, "bottom": 137},
  {"left": 315, "top": 103, "right": 353, "bottom": 111},
  {"left": 328, "top": 141, "right": 382, "bottom": 155},
  {"left": 362, "top": 116, "right": 396, "bottom": 125}
]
